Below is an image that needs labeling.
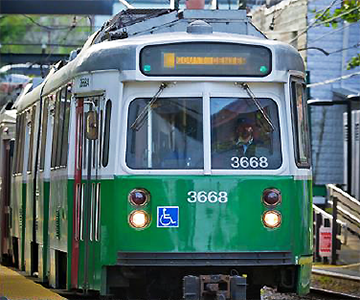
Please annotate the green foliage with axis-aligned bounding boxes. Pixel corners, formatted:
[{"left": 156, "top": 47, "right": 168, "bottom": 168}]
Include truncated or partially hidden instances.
[
  {"left": 0, "top": 15, "right": 91, "bottom": 56},
  {"left": 314, "top": 0, "right": 360, "bottom": 27},
  {"left": 0, "top": 16, "right": 41, "bottom": 53},
  {"left": 314, "top": 0, "right": 360, "bottom": 69},
  {"left": 347, "top": 53, "right": 360, "bottom": 70}
]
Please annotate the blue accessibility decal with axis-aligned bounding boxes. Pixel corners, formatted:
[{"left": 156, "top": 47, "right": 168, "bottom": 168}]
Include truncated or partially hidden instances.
[{"left": 157, "top": 206, "right": 179, "bottom": 228}]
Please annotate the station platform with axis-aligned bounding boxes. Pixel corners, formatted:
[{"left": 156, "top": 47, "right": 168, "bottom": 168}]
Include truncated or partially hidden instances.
[
  {"left": 0, "top": 265, "right": 65, "bottom": 300},
  {"left": 313, "top": 231, "right": 360, "bottom": 279}
]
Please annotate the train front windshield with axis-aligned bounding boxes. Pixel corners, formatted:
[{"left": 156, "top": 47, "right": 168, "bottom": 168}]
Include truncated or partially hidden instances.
[
  {"left": 126, "top": 97, "right": 281, "bottom": 170},
  {"left": 211, "top": 98, "right": 281, "bottom": 169},
  {"left": 127, "top": 98, "right": 204, "bottom": 169}
]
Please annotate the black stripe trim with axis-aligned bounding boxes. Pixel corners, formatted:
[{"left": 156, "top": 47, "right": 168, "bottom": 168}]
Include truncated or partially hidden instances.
[{"left": 117, "top": 252, "right": 293, "bottom": 266}]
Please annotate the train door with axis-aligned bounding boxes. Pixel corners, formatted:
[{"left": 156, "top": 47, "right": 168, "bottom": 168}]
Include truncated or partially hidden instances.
[
  {"left": 72, "top": 95, "right": 103, "bottom": 291},
  {"left": 36, "top": 96, "right": 51, "bottom": 282},
  {"left": 0, "top": 138, "right": 14, "bottom": 264}
]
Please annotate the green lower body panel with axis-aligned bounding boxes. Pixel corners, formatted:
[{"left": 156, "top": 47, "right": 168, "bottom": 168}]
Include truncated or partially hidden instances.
[
  {"left": 296, "top": 256, "right": 312, "bottom": 295},
  {"left": 21, "top": 183, "right": 26, "bottom": 271},
  {"left": 38, "top": 181, "right": 50, "bottom": 282},
  {"left": 68, "top": 175, "right": 312, "bottom": 296}
]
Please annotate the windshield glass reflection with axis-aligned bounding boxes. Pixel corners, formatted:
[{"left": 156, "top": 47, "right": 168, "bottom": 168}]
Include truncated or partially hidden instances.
[{"left": 211, "top": 97, "right": 282, "bottom": 170}]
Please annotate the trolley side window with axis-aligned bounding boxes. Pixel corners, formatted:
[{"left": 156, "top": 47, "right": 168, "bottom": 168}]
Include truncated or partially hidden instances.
[
  {"left": 51, "top": 86, "right": 71, "bottom": 169},
  {"left": 55, "top": 88, "right": 66, "bottom": 167},
  {"left": 211, "top": 98, "right": 282, "bottom": 170},
  {"left": 39, "top": 97, "right": 49, "bottom": 171},
  {"left": 291, "top": 80, "right": 311, "bottom": 168},
  {"left": 13, "top": 115, "right": 21, "bottom": 174},
  {"left": 51, "top": 91, "right": 61, "bottom": 168},
  {"left": 27, "top": 106, "right": 36, "bottom": 173},
  {"left": 13, "top": 113, "right": 26, "bottom": 175},
  {"left": 60, "top": 86, "right": 71, "bottom": 167},
  {"left": 102, "top": 99, "right": 112, "bottom": 167},
  {"left": 19, "top": 114, "right": 26, "bottom": 174},
  {"left": 126, "top": 98, "right": 203, "bottom": 169}
]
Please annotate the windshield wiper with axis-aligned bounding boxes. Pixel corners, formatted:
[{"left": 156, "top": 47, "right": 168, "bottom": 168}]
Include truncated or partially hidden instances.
[
  {"left": 130, "top": 82, "right": 168, "bottom": 131},
  {"left": 238, "top": 82, "right": 275, "bottom": 132}
]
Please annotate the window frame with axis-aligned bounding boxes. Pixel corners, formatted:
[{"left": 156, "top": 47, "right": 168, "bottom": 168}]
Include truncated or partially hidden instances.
[
  {"left": 13, "top": 113, "right": 26, "bottom": 175},
  {"left": 210, "top": 97, "right": 283, "bottom": 171},
  {"left": 39, "top": 97, "right": 49, "bottom": 172},
  {"left": 50, "top": 84, "right": 72, "bottom": 170},
  {"left": 27, "top": 105, "right": 36, "bottom": 173},
  {"left": 125, "top": 96, "right": 204, "bottom": 170},
  {"left": 55, "top": 88, "right": 66, "bottom": 167},
  {"left": 60, "top": 85, "right": 71, "bottom": 167},
  {"left": 102, "top": 99, "right": 112, "bottom": 168},
  {"left": 19, "top": 114, "right": 26, "bottom": 174},
  {"left": 123, "top": 93, "right": 284, "bottom": 174},
  {"left": 290, "top": 76, "right": 311, "bottom": 169},
  {"left": 51, "top": 91, "right": 61, "bottom": 169}
]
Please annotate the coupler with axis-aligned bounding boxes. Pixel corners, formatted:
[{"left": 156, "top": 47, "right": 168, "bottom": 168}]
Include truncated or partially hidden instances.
[{"left": 183, "top": 274, "right": 246, "bottom": 300}]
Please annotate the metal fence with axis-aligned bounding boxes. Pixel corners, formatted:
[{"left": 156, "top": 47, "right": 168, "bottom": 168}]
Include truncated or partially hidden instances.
[
  {"left": 328, "top": 184, "right": 360, "bottom": 237},
  {"left": 313, "top": 184, "right": 360, "bottom": 264}
]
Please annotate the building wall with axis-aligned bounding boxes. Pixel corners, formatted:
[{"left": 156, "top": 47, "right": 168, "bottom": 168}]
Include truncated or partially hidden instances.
[
  {"left": 251, "top": 0, "right": 308, "bottom": 63},
  {"left": 307, "top": 0, "right": 360, "bottom": 185},
  {"left": 252, "top": 0, "right": 360, "bottom": 185}
]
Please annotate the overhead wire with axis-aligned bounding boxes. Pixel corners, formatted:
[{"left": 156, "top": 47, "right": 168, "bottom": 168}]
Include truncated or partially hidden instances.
[
  {"left": 308, "top": 21, "right": 358, "bottom": 43},
  {"left": 42, "top": 16, "right": 81, "bottom": 64},
  {"left": 22, "top": 14, "right": 88, "bottom": 31},
  {"left": 307, "top": 70, "right": 360, "bottom": 88},
  {"left": 330, "top": 42, "right": 360, "bottom": 55},
  {"left": 309, "top": 0, "right": 344, "bottom": 14},
  {"left": 288, "top": 0, "right": 339, "bottom": 44},
  {"left": 6, "top": 15, "right": 93, "bottom": 64},
  {"left": 261, "top": 18, "right": 358, "bottom": 35},
  {"left": 313, "top": 4, "right": 360, "bottom": 27},
  {"left": 289, "top": 1, "right": 360, "bottom": 44},
  {"left": 299, "top": 42, "right": 360, "bottom": 56}
]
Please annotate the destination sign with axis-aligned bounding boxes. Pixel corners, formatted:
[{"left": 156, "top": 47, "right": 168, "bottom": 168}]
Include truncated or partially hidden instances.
[
  {"left": 140, "top": 42, "right": 271, "bottom": 77},
  {"left": 163, "top": 53, "right": 247, "bottom": 67}
]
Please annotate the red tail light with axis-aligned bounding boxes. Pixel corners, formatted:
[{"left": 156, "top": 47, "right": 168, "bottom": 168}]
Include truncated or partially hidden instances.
[
  {"left": 128, "top": 189, "right": 150, "bottom": 206},
  {"left": 263, "top": 188, "right": 281, "bottom": 206}
]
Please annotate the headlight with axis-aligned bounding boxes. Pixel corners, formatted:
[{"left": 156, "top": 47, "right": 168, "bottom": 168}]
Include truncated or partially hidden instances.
[
  {"left": 262, "top": 188, "right": 281, "bottom": 206},
  {"left": 128, "top": 189, "right": 150, "bottom": 206},
  {"left": 263, "top": 211, "right": 281, "bottom": 228},
  {"left": 129, "top": 210, "right": 149, "bottom": 229}
]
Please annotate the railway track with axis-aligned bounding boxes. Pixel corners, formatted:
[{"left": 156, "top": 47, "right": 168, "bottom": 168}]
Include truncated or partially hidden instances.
[
  {"left": 310, "top": 287, "right": 360, "bottom": 299},
  {"left": 310, "top": 268, "right": 360, "bottom": 300}
]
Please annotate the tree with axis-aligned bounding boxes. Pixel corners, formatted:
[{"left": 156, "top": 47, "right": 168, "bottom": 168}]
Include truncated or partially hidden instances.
[
  {"left": 0, "top": 15, "right": 91, "bottom": 57},
  {"left": 314, "top": 0, "right": 360, "bottom": 70},
  {"left": 0, "top": 15, "right": 40, "bottom": 53}
]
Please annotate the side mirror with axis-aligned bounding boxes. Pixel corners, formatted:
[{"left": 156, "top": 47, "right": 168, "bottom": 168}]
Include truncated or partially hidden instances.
[{"left": 86, "top": 111, "right": 98, "bottom": 140}]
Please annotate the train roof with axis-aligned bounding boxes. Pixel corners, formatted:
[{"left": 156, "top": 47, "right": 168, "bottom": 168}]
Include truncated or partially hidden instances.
[
  {"left": 15, "top": 9, "right": 304, "bottom": 112},
  {"left": 0, "top": 109, "right": 16, "bottom": 125}
]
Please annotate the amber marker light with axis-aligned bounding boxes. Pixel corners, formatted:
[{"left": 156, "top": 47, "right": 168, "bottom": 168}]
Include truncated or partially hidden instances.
[
  {"left": 263, "top": 188, "right": 281, "bottom": 206},
  {"left": 129, "top": 210, "right": 149, "bottom": 229},
  {"left": 263, "top": 211, "right": 282, "bottom": 228},
  {"left": 128, "top": 189, "right": 150, "bottom": 206}
]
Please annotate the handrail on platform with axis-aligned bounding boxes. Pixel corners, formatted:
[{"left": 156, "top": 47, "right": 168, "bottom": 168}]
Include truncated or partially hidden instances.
[
  {"left": 327, "top": 184, "right": 360, "bottom": 237},
  {"left": 313, "top": 204, "right": 348, "bottom": 245}
]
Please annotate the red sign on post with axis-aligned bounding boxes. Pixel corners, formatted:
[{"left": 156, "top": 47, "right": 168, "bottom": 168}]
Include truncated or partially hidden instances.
[{"left": 319, "top": 226, "right": 332, "bottom": 257}]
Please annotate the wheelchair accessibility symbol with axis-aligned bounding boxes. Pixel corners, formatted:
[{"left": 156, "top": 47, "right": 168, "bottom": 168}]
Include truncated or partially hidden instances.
[{"left": 157, "top": 206, "right": 179, "bottom": 227}]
